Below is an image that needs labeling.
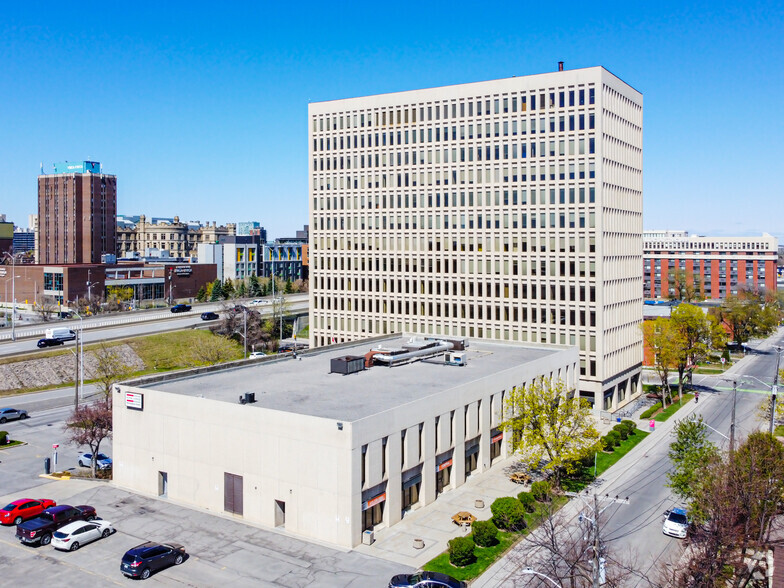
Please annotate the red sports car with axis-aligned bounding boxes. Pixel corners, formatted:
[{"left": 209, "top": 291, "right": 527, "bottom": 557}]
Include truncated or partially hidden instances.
[{"left": 0, "top": 499, "right": 57, "bottom": 526}]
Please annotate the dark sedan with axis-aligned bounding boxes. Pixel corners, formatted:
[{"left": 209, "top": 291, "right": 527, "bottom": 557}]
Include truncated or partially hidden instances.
[
  {"left": 200, "top": 311, "right": 219, "bottom": 321},
  {"left": 170, "top": 304, "right": 192, "bottom": 313},
  {"left": 37, "top": 338, "right": 64, "bottom": 348},
  {"left": 121, "top": 541, "right": 186, "bottom": 579},
  {"left": 389, "top": 571, "right": 465, "bottom": 588}
]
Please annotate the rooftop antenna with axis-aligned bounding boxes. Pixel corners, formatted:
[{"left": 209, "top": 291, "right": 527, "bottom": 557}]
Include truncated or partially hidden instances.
[{"left": 39, "top": 162, "right": 43, "bottom": 175}]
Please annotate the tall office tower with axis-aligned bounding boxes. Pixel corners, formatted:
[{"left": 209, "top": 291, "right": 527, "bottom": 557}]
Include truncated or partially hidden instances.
[
  {"left": 38, "top": 161, "right": 117, "bottom": 264},
  {"left": 308, "top": 66, "right": 643, "bottom": 410}
]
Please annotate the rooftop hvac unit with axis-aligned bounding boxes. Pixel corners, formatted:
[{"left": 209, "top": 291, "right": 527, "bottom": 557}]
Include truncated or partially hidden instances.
[
  {"left": 444, "top": 352, "right": 467, "bottom": 366},
  {"left": 330, "top": 355, "right": 365, "bottom": 375},
  {"left": 239, "top": 392, "right": 256, "bottom": 404}
]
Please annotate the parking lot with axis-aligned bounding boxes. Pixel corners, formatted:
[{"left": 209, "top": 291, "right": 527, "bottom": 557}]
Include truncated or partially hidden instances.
[{"left": 0, "top": 479, "right": 409, "bottom": 586}]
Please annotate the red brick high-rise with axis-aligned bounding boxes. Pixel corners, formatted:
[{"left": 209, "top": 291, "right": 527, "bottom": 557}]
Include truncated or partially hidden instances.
[{"left": 37, "top": 161, "right": 117, "bottom": 264}]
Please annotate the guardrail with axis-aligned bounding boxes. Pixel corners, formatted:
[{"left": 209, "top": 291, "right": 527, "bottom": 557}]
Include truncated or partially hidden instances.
[{"left": 0, "top": 309, "right": 197, "bottom": 342}]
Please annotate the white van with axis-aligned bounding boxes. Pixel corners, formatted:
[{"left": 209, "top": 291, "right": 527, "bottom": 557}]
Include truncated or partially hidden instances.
[{"left": 45, "top": 327, "right": 76, "bottom": 341}]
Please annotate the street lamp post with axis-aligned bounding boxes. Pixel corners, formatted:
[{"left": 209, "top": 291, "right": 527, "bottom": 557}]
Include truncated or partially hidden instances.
[
  {"left": 520, "top": 567, "right": 562, "bottom": 588},
  {"left": 71, "top": 312, "right": 84, "bottom": 408},
  {"left": 1, "top": 252, "right": 20, "bottom": 341}
]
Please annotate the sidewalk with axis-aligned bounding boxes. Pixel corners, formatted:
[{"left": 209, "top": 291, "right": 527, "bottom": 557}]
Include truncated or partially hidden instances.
[{"left": 354, "top": 456, "right": 531, "bottom": 570}]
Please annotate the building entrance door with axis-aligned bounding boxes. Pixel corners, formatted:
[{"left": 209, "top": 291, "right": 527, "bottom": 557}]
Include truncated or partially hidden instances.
[
  {"left": 275, "top": 500, "right": 286, "bottom": 527},
  {"left": 158, "top": 472, "right": 168, "bottom": 497},
  {"left": 224, "top": 473, "right": 243, "bottom": 516}
]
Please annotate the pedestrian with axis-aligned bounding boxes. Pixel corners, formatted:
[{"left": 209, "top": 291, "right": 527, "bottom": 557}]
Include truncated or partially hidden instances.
[
  {"left": 695, "top": 391, "right": 699, "bottom": 403},
  {"left": 649, "top": 419, "right": 655, "bottom": 432}
]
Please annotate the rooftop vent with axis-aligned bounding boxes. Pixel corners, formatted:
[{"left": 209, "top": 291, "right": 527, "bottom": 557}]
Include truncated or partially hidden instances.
[
  {"left": 331, "top": 355, "right": 366, "bottom": 375},
  {"left": 239, "top": 392, "right": 256, "bottom": 404},
  {"left": 558, "top": 61, "right": 564, "bottom": 71}
]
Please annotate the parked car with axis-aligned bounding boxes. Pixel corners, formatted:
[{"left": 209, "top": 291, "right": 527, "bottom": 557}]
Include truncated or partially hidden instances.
[
  {"left": 52, "top": 519, "right": 114, "bottom": 551},
  {"left": 200, "top": 311, "right": 219, "bottom": 321},
  {"left": 121, "top": 541, "right": 186, "bottom": 579},
  {"left": 0, "top": 499, "right": 56, "bottom": 526},
  {"left": 0, "top": 407, "right": 28, "bottom": 424},
  {"left": 16, "top": 504, "right": 97, "bottom": 546},
  {"left": 78, "top": 453, "right": 113, "bottom": 470},
  {"left": 37, "top": 338, "right": 64, "bottom": 348},
  {"left": 662, "top": 507, "right": 690, "bottom": 539},
  {"left": 389, "top": 571, "right": 465, "bottom": 588},
  {"left": 170, "top": 304, "right": 192, "bottom": 313}
]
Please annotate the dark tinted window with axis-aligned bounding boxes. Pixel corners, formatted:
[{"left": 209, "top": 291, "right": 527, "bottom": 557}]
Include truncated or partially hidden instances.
[
  {"left": 2, "top": 503, "right": 16, "bottom": 511},
  {"left": 122, "top": 553, "right": 140, "bottom": 564},
  {"left": 145, "top": 546, "right": 167, "bottom": 558}
]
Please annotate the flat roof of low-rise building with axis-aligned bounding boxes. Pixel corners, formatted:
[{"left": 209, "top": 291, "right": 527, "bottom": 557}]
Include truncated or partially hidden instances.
[{"left": 139, "top": 336, "right": 562, "bottom": 422}]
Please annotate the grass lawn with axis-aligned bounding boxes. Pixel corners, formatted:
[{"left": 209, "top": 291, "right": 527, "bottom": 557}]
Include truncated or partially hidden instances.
[
  {"left": 0, "top": 440, "right": 25, "bottom": 449},
  {"left": 422, "top": 496, "right": 568, "bottom": 581},
  {"left": 561, "top": 430, "right": 650, "bottom": 492},
  {"left": 654, "top": 395, "right": 695, "bottom": 422},
  {"left": 127, "top": 330, "right": 244, "bottom": 371}
]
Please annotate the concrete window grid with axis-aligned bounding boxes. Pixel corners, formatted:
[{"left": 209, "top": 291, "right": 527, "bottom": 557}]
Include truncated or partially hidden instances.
[{"left": 309, "top": 69, "right": 643, "bottom": 406}]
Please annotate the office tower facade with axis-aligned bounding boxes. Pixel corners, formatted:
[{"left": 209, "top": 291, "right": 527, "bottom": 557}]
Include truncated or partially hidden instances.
[
  {"left": 308, "top": 67, "right": 643, "bottom": 410},
  {"left": 38, "top": 161, "right": 117, "bottom": 264}
]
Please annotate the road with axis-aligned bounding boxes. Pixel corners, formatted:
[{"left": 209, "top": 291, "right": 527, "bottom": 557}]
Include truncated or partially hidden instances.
[
  {"left": 599, "top": 327, "right": 784, "bottom": 587},
  {"left": 0, "top": 294, "right": 308, "bottom": 357},
  {"left": 474, "top": 327, "right": 784, "bottom": 587}
]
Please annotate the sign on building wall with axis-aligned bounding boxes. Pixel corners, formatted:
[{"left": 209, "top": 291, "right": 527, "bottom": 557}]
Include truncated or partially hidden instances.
[
  {"left": 174, "top": 266, "right": 192, "bottom": 277},
  {"left": 362, "top": 492, "right": 386, "bottom": 511},
  {"left": 125, "top": 392, "right": 144, "bottom": 411}
]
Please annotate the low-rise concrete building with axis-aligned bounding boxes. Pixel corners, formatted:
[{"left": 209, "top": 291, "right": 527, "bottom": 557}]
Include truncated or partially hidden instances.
[{"left": 114, "top": 335, "right": 577, "bottom": 548}]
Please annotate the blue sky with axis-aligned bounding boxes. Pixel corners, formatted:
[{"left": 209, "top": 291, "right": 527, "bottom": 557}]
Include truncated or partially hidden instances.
[{"left": 1, "top": 1, "right": 782, "bottom": 240}]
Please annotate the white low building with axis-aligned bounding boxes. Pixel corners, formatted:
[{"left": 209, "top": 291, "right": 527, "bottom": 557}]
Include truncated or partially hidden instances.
[{"left": 113, "top": 335, "right": 578, "bottom": 548}]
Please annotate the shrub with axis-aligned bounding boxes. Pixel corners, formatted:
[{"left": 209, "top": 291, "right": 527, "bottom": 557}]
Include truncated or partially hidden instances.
[
  {"left": 0, "top": 431, "right": 7, "bottom": 444},
  {"left": 517, "top": 491, "right": 537, "bottom": 513},
  {"left": 613, "top": 424, "right": 629, "bottom": 440},
  {"left": 491, "top": 497, "right": 527, "bottom": 531},
  {"left": 611, "top": 430, "right": 623, "bottom": 447},
  {"left": 531, "top": 480, "right": 552, "bottom": 502},
  {"left": 601, "top": 435, "right": 614, "bottom": 452},
  {"left": 640, "top": 403, "right": 662, "bottom": 419},
  {"left": 448, "top": 536, "right": 476, "bottom": 566},
  {"left": 621, "top": 420, "right": 637, "bottom": 435},
  {"left": 471, "top": 519, "right": 499, "bottom": 547}
]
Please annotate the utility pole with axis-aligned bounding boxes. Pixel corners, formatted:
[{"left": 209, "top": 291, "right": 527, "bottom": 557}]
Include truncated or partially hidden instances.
[
  {"left": 74, "top": 328, "right": 79, "bottom": 410},
  {"left": 566, "top": 491, "right": 629, "bottom": 587},
  {"left": 730, "top": 379, "right": 737, "bottom": 454},
  {"left": 771, "top": 346, "right": 783, "bottom": 435}
]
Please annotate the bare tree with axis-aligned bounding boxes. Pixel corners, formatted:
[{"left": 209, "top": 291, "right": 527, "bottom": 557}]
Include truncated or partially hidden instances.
[
  {"left": 64, "top": 398, "right": 112, "bottom": 477},
  {"left": 33, "top": 294, "right": 58, "bottom": 322},
  {"left": 508, "top": 502, "right": 636, "bottom": 588},
  {"left": 88, "top": 343, "right": 132, "bottom": 400}
]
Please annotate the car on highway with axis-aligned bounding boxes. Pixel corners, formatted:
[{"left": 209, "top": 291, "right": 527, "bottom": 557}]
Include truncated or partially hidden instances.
[
  {"left": 389, "top": 571, "right": 465, "bottom": 588},
  {"left": 78, "top": 452, "right": 113, "bottom": 470},
  {"left": 170, "top": 304, "right": 192, "bottom": 313},
  {"left": 0, "top": 498, "right": 56, "bottom": 526},
  {"left": 52, "top": 519, "right": 114, "bottom": 551},
  {"left": 0, "top": 407, "right": 28, "bottom": 423},
  {"left": 121, "top": 541, "right": 186, "bottom": 579},
  {"left": 662, "top": 507, "right": 690, "bottom": 539},
  {"left": 250, "top": 299, "right": 270, "bottom": 306},
  {"left": 248, "top": 351, "right": 265, "bottom": 359},
  {"left": 200, "top": 311, "right": 219, "bottom": 321},
  {"left": 37, "top": 338, "right": 65, "bottom": 348}
]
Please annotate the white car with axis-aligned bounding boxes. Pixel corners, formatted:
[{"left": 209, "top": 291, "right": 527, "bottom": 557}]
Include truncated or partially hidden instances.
[
  {"left": 78, "top": 452, "right": 112, "bottom": 470},
  {"left": 249, "top": 351, "right": 265, "bottom": 359},
  {"left": 662, "top": 507, "right": 690, "bottom": 539},
  {"left": 250, "top": 299, "right": 270, "bottom": 306},
  {"left": 52, "top": 519, "right": 114, "bottom": 551}
]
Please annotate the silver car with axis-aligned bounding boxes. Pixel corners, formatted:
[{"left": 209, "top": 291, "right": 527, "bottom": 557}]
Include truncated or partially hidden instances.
[
  {"left": 52, "top": 519, "right": 114, "bottom": 551},
  {"left": 0, "top": 408, "right": 28, "bottom": 424}
]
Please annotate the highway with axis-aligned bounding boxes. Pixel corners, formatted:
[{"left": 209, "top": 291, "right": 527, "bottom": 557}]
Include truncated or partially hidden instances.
[{"left": 0, "top": 294, "right": 308, "bottom": 357}]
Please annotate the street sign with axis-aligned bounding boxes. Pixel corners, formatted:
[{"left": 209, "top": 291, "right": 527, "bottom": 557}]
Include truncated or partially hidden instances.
[
  {"left": 773, "top": 385, "right": 778, "bottom": 396},
  {"left": 52, "top": 444, "right": 59, "bottom": 449}
]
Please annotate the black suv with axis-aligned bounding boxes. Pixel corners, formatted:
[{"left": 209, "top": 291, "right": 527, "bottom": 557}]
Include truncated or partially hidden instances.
[
  {"left": 200, "top": 311, "right": 219, "bottom": 321},
  {"left": 37, "top": 338, "right": 65, "bottom": 348},
  {"left": 121, "top": 542, "right": 186, "bottom": 579},
  {"left": 170, "top": 304, "right": 192, "bottom": 313}
]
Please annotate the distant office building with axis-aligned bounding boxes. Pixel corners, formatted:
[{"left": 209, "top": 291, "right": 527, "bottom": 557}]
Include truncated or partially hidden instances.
[
  {"left": 236, "top": 221, "right": 267, "bottom": 242},
  {"left": 38, "top": 160, "right": 117, "bottom": 264},
  {"left": 12, "top": 228, "right": 35, "bottom": 254},
  {"left": 643, "top": 231, "right": 778, "bottom": 299},
  {"left": 0, "top": 215, "right": 12, "bottom": 257},
  {"left": 197, "top": 235, "right": 263, "bottom": 282},
  {"left": 117, "top": 215, "right": 236, "bottom": 259},
  {"left": 309, "top": 66, "right": 643, "bottom": 411}
]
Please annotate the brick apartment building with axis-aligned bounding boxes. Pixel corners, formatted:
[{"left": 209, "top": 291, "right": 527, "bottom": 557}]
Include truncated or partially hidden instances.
[{"left": 643, "top": 231, "right": 778, "bottom": 299}]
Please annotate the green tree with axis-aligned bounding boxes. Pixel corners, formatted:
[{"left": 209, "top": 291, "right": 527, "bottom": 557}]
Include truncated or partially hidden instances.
[
  {"left": 236, "top": 280, "right": 247, "bottom": 298},
  {"left": 209, "top": 279, "right": 223, "bottom": 301},
  {"left": 670, "top": 304, "right": 726, "bottom": 397},
  {"left": 196, "top": 285, "right": 206, "bottom": 302},
  {"left": 248, "top": 274, "right": 261, "bottom": 297},
  {"left": 642, "top": 318, "right": 684, "bottom": 407},
  {"left": 667, "top": 415, "right": 719, "bottom": 503},
  {"left": 222, "top": 278, "right": 235, "bottom": 299},
  {"left": 668, "top": 267, "right": 703, "bottom": 302},
  {"left": 711, "top": 290, "right": 780, "bottom": 345},
  {"left": 284, "top": 278, "right": 294, "bottom": 294},
  {"left": 501, "top": 378, "right": 601, "bottom": 485}
]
